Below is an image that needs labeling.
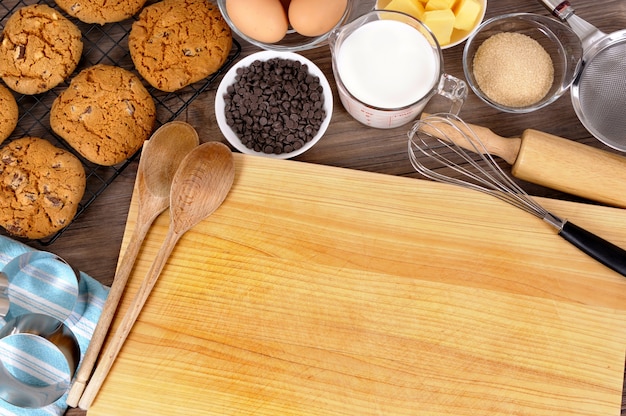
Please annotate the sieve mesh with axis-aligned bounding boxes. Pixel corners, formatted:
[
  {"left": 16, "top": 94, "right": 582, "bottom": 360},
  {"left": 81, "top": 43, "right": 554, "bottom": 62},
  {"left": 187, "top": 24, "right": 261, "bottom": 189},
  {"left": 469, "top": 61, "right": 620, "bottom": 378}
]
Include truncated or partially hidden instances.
[{"left": 576, "top": 39, "right": 626, "bottom": 149}]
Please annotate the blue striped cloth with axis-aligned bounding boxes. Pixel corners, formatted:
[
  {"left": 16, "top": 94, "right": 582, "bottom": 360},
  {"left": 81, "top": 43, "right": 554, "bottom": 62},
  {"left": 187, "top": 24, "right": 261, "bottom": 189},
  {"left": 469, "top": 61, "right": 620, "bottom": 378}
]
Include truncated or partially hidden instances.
[{"left": 0, "top": 235, "right": 109, "bottom": 415}]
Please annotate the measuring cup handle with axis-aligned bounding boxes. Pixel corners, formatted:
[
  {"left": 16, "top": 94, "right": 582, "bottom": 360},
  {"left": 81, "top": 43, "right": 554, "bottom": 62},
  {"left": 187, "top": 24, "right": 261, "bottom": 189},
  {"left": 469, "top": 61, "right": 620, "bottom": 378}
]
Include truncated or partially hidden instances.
[{"left": 437, "top": 73, "right": 468, "bottom": 116}]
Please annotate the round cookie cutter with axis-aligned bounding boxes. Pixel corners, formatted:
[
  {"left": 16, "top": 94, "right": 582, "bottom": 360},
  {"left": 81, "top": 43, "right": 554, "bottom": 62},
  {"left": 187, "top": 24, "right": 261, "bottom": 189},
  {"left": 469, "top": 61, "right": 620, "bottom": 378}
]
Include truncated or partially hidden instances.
[
  {"left": 0, "top": 250, "right": 82, "bottom": 407},
  {"left": 1, "top": 250, "right": 82, "bottom": 322},
  {"left": 0, "top": 270, "right": 7, "bottom": 318},
  {"left": 0, "top": 313, "right": 80, "bottom": 408}
]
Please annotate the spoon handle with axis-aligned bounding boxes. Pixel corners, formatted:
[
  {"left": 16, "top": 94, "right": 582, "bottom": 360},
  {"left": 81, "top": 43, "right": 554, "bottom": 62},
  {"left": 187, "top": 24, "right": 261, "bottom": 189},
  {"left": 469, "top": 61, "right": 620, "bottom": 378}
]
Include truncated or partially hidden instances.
[
  {"left": 67, "top": 204, "right": 163, "bottom": 407},
  {"left": 78, "top": 226, "right": 182, "bottom": 410}
]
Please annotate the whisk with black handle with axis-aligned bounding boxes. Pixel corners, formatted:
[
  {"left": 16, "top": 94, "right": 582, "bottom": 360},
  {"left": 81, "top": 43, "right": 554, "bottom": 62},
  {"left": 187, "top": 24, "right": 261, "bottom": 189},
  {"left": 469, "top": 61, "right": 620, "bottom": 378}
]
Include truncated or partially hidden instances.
[{"left": 408, "top": 113, "right": 626, "bottom": 277}]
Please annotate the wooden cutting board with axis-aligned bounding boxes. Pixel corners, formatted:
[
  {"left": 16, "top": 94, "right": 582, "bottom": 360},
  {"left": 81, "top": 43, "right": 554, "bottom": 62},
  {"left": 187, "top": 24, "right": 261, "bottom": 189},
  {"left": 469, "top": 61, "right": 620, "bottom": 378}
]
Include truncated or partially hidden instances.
[{"left": 88, "top": 153, "right": 626, "bottom": 416}]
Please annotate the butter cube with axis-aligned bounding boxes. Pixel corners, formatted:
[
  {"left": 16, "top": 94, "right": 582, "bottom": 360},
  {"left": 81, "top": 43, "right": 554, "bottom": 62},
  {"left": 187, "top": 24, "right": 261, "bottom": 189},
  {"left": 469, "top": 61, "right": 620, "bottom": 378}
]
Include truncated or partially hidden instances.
[
  {"left": 424, "top": 9, "right": 455, "bottom": 45},
  {"left": 384, "top": 0, "right": 425, "bottom": 20},
  {"left": 453, "top": 0, "right": 481, "bottom": 30},
  {"left": 425, "top": 0, "right": 456, "bottom": 10}
]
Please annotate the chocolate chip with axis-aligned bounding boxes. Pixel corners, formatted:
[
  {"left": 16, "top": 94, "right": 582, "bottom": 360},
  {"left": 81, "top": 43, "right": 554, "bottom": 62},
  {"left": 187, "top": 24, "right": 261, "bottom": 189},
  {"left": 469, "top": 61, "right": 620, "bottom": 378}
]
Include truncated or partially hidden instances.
[
  {"left": 6, "top": 224, "right": 22, "bottom": 235},
  {"left": 10, "top": 172, "right": 25, "bottom": 189},
  {"left": 2, "top": 154, "right": 15, "bottom": 165},
  {"left": 15, "top": 44, "right": 25, "bottom": 60},
  {"left": 223, "top": 57, "right": 326, "bottom": 155},
  {"left": 123, "top": 101, "right": 135, "bottom": 115},
  {"left": 45, "top": 195, "right": 63, "bottom": 207}
]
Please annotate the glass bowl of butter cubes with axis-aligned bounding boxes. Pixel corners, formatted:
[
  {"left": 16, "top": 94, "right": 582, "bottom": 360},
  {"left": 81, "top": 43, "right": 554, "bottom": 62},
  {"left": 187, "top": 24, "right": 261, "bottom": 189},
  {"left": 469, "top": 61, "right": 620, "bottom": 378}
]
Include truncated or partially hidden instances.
[{"left": 377, "top": 0, "right": 487, "bottom": 49}]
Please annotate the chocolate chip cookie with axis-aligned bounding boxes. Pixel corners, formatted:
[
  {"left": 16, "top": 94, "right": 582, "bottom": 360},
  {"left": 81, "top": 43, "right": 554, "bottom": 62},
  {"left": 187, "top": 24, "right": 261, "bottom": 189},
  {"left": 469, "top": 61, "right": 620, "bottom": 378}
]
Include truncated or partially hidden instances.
[
  {"left": 0, "top": 83, "right": 18, "bottom": 144},
  {"left": 54, "top": 0, "right": 148, "bottom": 25},
  {"left": 0, "top": 4, "right": 83, "bottom": 95},
  {"left": 50, "top": 64, "right": 156, "bottom": 166},
  {"left": 129, "top": 0, "right": 232, "bottom": 92},
  {"left": 0, "top": 137, "right": 86, "bottom": 239}
]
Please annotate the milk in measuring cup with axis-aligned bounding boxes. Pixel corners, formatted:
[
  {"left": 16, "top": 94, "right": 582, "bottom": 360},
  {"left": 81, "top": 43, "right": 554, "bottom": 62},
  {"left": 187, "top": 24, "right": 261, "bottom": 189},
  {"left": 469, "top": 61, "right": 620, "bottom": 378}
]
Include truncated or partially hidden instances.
[
  {"left": 336, "top": 19, "right": 439, "bottom": 109},
  {"left": 330, "top": 11, "right": 457, "bottom": 129}
]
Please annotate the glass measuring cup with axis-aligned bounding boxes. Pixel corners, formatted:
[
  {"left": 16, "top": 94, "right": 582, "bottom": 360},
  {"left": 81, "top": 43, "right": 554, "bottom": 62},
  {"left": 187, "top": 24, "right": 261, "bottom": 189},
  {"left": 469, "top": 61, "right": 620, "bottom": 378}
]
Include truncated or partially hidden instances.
[{"left": 329, "top": 10, "right": 467, "bottom": 129}]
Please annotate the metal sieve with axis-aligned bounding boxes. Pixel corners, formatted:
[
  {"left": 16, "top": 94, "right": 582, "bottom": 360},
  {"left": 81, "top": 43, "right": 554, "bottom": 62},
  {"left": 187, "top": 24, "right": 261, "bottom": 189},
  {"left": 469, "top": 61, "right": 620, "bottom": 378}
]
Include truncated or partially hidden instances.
[{"left": 539, "top": 0, "right": 626, "bottom": 151}]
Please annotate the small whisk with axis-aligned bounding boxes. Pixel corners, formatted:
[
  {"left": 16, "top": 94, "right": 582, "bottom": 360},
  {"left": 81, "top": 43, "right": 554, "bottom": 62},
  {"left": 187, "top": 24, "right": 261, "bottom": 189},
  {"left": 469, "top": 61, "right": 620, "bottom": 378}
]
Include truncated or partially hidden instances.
[{"left": 408, "top": 113, "right": 626, "bottom": 277}]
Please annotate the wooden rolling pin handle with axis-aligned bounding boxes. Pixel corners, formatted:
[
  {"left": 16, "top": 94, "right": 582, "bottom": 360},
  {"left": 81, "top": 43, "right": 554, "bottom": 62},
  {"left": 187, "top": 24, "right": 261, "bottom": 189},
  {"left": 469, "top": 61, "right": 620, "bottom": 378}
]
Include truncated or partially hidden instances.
[
  {"left": 456, "top": 123, "right": 521, "bottom": 165},
  {"left": 514, "top": 130, "right": 626, "bottom": 208},
  {"left": 419, "top": 113, "right": 521, "bottom": 164}
]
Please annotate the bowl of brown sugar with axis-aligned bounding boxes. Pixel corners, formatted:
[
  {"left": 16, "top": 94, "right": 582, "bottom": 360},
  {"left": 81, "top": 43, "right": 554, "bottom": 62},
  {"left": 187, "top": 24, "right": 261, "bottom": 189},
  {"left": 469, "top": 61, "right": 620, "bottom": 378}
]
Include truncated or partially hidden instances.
[{"left": 462, "top": 13, "right": 582, "bottom": 113}]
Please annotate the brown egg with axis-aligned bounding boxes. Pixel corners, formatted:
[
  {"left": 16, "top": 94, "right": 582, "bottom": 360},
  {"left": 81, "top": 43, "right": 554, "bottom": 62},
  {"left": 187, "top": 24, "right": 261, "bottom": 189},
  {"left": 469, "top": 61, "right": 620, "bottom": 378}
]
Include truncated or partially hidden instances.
[
  {"left": 288, "top": 0, "right": 348, "bottom": 37},
  {"left": 279, "top": 0, "right": 292, "bottom": 11},
  {"left": 226, "top": 0, "right": 288, "bottom": 44}
]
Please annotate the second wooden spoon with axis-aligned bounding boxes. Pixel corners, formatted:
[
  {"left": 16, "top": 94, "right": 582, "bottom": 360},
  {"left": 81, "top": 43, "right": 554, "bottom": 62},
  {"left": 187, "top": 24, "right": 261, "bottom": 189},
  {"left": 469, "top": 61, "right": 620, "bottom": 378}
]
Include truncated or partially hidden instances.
[
  {"left": 78, "top": 141, "right": 236, "bottom": 409},
  {"left": 66, "top": 121, "right": 199, "bottom": 407}
]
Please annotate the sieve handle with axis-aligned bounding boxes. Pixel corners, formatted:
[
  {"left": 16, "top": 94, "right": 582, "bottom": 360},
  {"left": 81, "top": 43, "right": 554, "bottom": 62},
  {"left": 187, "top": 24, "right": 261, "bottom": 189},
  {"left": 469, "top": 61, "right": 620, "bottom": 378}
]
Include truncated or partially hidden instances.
[
  {"left": 537, "top": 0, "right": 605, "bottom": 49},
  {"left": 559, "top": 221, "right": 626, "bottom": 277},
  {"left": 537, "top": 0, "right": 576, "bottom": 21}
]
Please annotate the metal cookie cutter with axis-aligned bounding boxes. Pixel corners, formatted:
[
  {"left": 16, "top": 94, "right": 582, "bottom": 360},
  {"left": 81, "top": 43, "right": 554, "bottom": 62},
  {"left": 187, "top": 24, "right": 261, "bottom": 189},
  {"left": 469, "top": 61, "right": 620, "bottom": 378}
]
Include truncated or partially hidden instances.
[
  {"left": 0, "top": 250, "right": 82, "bottom": 408},
  {"left": 1, "top": 251, "right": 82, "bottom": 322},
  {"left": 0, "top": 313, "right": 80, "bottom": 408},
  {"left": 0, "top": 270, "right": 7, "bottom": 318}
]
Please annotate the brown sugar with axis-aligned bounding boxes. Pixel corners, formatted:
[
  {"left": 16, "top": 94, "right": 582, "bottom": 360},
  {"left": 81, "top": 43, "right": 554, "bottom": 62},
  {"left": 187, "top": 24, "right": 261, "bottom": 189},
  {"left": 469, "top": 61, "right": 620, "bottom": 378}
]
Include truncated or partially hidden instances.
[{"left": 472, "top": 32, "right": 554, "bottom": 108}]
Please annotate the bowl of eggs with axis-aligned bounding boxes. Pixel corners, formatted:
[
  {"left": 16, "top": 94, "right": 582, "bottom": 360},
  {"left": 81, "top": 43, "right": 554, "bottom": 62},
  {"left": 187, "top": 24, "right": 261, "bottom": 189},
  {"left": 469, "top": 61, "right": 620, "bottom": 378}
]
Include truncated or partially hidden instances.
[{"left": 217, "top": 0, "right": 360, "bottom": 51}]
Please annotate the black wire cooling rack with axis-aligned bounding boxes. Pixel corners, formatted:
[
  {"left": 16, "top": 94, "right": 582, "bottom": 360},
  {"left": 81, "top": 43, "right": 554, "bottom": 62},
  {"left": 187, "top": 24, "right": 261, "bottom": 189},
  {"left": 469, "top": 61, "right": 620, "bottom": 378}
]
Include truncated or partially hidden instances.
[{"left": 0, "top": 0, "right": 241, "bottom": 245}]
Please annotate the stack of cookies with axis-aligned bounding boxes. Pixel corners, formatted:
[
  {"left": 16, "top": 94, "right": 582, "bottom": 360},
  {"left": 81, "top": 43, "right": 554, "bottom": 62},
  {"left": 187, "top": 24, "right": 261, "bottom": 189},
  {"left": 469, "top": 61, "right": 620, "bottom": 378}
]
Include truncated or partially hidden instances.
[{"left": 0, "top": 0, "right": 233, "bottom": 239}]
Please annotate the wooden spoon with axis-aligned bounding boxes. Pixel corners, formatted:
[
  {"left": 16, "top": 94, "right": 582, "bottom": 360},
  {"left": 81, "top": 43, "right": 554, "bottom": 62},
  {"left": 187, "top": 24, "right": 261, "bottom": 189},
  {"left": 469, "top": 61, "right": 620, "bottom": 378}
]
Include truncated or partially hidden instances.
[
  {"left": 66, "top": 121, "right": 199, "bottom": 407},
  {"left": 78, "top": 141, "right": 236, "bottom": 410}
]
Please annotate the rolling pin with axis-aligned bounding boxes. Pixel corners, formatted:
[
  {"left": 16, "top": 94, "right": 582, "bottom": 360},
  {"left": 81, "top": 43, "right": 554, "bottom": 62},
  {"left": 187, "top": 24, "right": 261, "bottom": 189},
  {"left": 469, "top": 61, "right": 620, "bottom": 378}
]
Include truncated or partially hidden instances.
[{"left": 420, "top": 114, "right": 626, "bottom": 208}]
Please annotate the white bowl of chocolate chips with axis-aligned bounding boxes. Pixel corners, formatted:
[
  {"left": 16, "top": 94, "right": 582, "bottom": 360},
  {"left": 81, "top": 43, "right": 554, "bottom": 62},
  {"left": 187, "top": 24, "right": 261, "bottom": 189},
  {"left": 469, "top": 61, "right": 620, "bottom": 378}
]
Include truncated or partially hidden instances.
[{"left": 215, "top": 51, "right": 332, "bottom": 159}]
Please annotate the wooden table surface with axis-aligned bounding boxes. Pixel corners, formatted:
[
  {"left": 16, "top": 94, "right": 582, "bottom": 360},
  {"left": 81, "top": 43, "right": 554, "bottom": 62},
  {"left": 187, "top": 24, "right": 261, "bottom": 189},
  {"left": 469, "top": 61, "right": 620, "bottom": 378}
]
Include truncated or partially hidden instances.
[{"left": 4, "top": 0, "right": 625, "bottom": 414}]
